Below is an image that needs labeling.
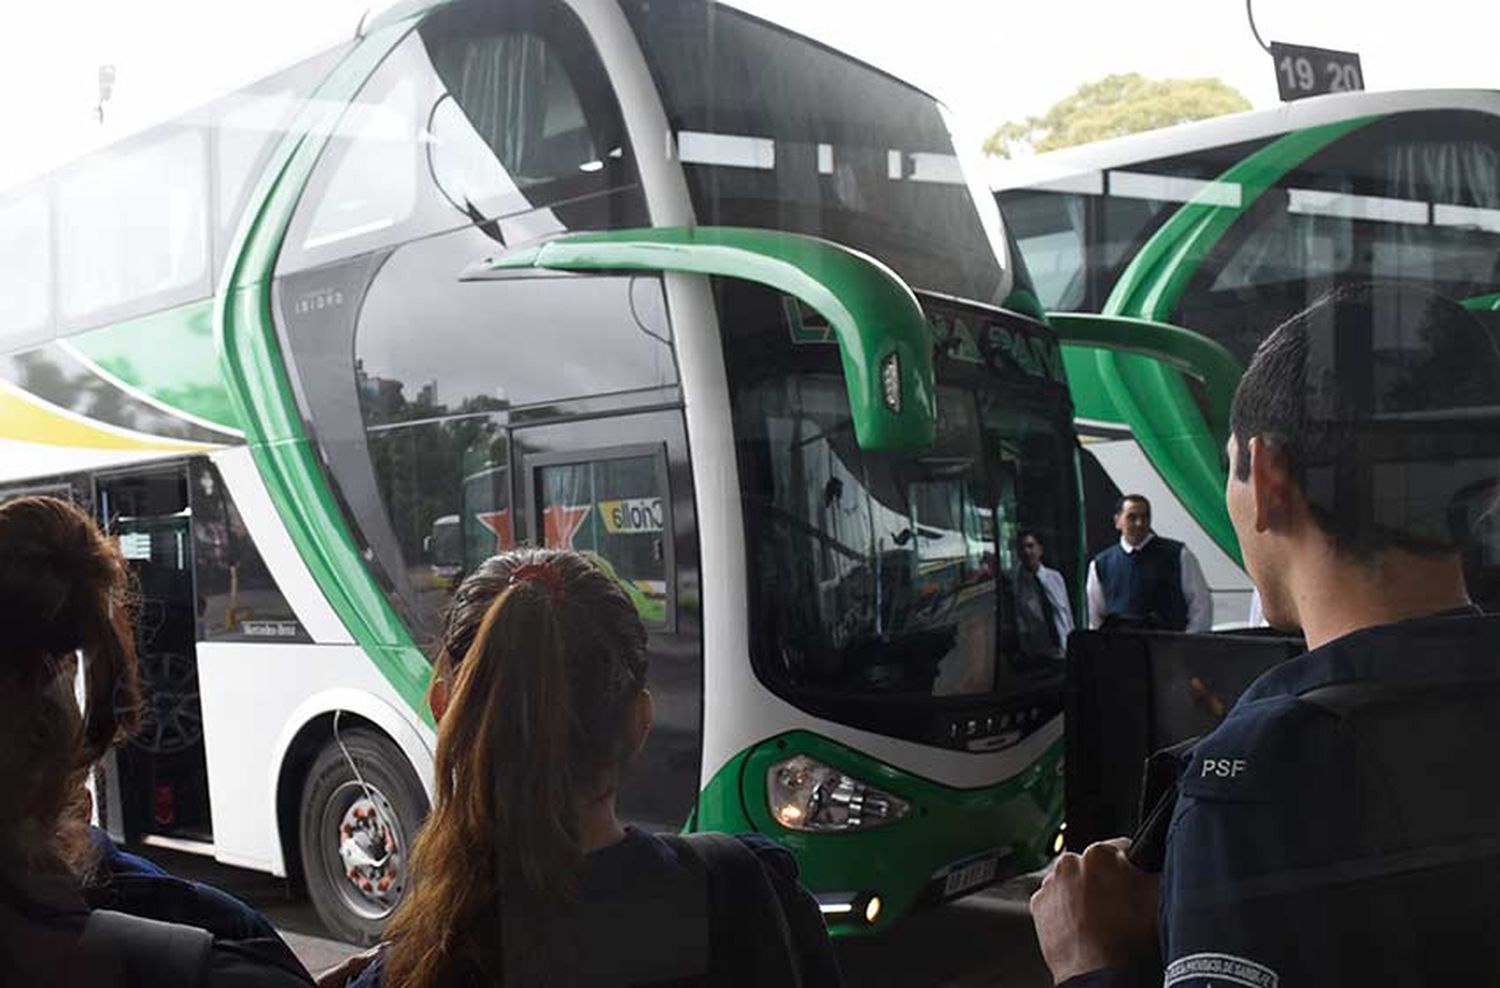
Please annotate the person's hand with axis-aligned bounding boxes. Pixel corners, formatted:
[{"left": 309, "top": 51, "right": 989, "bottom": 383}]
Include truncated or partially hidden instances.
[
  {"left": 1029, "top": 838, "right": 1160, "bottom": 984},
  {"left": 315, "top": 946, "right": 381, "bottom": 988}
]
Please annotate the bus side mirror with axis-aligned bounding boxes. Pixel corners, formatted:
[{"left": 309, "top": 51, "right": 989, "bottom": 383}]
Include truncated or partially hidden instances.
[
  {"left": 1045, "top": 312, "right": 1243, "bottom": 441},
  {"left": 464, "top": 227, "right": 939, "bottom": 453}
]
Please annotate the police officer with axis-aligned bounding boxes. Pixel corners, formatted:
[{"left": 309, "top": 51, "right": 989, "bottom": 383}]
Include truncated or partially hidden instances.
[
  {"left": 1030, "top": 283, "right": 1500, "bottom": 985},
  {"left": 1085, "top": 495, "right": 1212, "bottom": 633}
]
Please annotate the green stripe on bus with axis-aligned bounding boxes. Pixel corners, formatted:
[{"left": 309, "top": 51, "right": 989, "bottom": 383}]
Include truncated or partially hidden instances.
[
  {"left": 215, "top": 16, "right": 434, "bottom": 722},
  {"left": 1463, "top": 292, "right": 1500, "bottom": 312},
  {"left": 1086, "top": 116, "right": 1380, "bottom": 563},
  {"left": 68, "top": 299, "right": 240, "bottom": 432}
]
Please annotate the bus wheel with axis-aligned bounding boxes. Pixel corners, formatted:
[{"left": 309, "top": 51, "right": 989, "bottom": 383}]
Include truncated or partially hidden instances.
[{"left": 299, "top": 727, "right": 427, "bottom": 946}]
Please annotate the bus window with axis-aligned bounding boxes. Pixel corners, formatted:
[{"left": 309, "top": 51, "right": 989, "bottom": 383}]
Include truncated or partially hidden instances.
[
  {"left": 1003, "top": 190, "right": 1088, "bottom": 311},
  {"left": 0, "top": 184, "right": 52, "bottom": 350},
  {"left": 355, "top": 237, "right": 675, "bottom": 419},
  {"left": 1179, "top": 111, "right": 1500, "bottom": 365},
  {"left": 56, "top": 128, "right": 210, "bottom": 327},
  {"left": 722, "top": 278, "right": 1079, "bottom": 745},
  {"left": 622, "top": 0, "right": 1006, "bottom": 306},
  {"left": 281, "top": 0, "right": 643, "bottom": 273},
  {"left": 189, "top": 459, "right": 308, "bottom": 644},
  {"left": 531, "top": 448, "right": 674, "bottom": 630},
  {"left": 366, "top": 416, "right": 509, "bottom": 644}
]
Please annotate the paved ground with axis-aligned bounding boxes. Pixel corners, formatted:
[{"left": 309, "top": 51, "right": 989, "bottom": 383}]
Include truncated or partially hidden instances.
[{"left": 144, "top": 848, "right": 1053, "bottom": 986}]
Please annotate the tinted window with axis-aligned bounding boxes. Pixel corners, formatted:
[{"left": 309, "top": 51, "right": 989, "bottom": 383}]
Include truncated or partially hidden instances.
[
  {"left": 622, "top": 0, "right": 1008, "bottom": 305},
  {"left": 356, "top": 233, "right": 676, "bottom": 421},
  {"left": 721, "top": 279, "right": 1078, "bottom": 746},
  {"left": 366, "top": 416, "right": 512, "bottom": 642},
  {"left": 189, "top": 459, "right": 308, "bottom": 643},
  {"left": 1003, "top": 190, "right": 1087, "bottom": 310},
  {"left": 57, "top": 129, "right": 210, "bottom": 324},
  {"left": 0, "top": 185, "right": 52, "bottom": 350},
  {"left": 533, "top": 450, "right": 672, "bottom": 628},
  {"left": 1180, "top": 112, "right": 1500, "bottom": 365},
  {"left": 280, "top": 0, "right": 644, "bottom": 273},
  {"left": 998, "top": 137, "right": 1271, "bottom": 314}
]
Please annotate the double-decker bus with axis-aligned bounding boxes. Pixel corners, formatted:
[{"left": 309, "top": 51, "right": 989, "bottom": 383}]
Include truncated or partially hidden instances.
[
  {"left": 0, "top": 0, "right": 1079, "bottom": 942},
  {"left": 995, "top": 90, "right": 1500, "bottom": 624}
]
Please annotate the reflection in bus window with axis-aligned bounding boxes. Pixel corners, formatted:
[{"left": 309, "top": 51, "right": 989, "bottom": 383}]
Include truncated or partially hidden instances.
[
  {"left": 736, "top": 376, "right": 1074, "bottom": 701},
  {"left": 535, "top": 454, "right": 671, "bottom": 628},
  {"left": 190, "top": 460, "right": 306, "bottom": 643},
  {"left": 1183, "top": 112, "right": 1500, "bottom": 365},
  {"left": 366, "top": 416, "right": 507, "bottom": 644}
]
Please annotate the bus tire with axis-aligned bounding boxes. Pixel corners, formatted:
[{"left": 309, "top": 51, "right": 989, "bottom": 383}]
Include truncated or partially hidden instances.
[{"left": 298, "top": 727, "right": 428, "bottom": 946}]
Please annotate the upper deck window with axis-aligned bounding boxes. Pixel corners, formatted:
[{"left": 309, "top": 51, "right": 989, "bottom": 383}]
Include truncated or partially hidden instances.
[
  {"left": 0, "top": 186, "right": 51, "bottom": 351},
  {"left": 621, "top": 0, "right": 1009, "bottom": 306},
  {"left": 1181, "top": 111, "right": 1500, "bottom": 365},
  {"left": 281, "top": 0, "right": 643, "bottom": 273},
  {"left": 56, "top": 129, "right": 210, "bottom": 326}
]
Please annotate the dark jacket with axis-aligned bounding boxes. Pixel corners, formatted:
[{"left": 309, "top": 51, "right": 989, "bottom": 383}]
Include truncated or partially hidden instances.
[
  {"left": 1069, "top": 609, "right": 1500, "bottom": 986},
  {"left": 349, "top": 829, "right": 843, "bottom": 988},
  {"left": 0, "top": 860, "right": 312, "bottom": 988}
]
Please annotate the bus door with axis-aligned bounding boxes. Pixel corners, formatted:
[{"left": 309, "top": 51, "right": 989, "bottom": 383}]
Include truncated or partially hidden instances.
[
  {"left": 513, "top": 411, "right": 702, "bottom": 832},
  {"left": 96, "top": 466, "right": 214, "bottom": 846}
]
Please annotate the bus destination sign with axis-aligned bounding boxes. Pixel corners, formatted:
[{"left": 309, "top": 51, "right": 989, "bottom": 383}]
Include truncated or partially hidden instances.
[{"left": 1269, "top": 42, "right": 1364, "bottom": 102}]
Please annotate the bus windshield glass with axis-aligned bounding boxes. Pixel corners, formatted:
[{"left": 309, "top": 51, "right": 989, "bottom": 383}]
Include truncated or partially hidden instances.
[
  {"left": 622, "top": 0, "right": 1008, "bottom": 306},
  {"left": 723, "top": 282, "right": 1078, "bottom": 736}
]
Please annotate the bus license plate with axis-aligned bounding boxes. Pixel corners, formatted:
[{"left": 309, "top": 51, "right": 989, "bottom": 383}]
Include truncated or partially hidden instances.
[{"left": 942, "top": 854, "right": 998, "bottom": 898}]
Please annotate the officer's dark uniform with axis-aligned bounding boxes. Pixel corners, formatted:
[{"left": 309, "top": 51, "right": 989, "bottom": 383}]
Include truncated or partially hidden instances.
[{"left": 1071, "top": 608, "right": 1500, "bottom": 986}]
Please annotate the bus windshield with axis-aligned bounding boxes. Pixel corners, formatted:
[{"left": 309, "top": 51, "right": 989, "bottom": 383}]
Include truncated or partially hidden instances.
[
  {"left": 723, "top": 282, "right": 1078, "bottom": 742},
  {"left": 622, "top": 0, "right": 1008, "bottom": 306}
]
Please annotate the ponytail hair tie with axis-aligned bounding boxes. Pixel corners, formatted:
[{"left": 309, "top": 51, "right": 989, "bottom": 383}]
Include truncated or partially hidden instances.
[{"left": 510, "top": 562, "right": 566, "bottom": 603}]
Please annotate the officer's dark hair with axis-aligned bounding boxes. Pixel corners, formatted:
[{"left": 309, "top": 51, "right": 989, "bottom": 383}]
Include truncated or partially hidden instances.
[
  {"left": 1019, "top": 529, "right": 1044, "bottom": 547},
  {"left": 1230, "top": 282, "right": 1500, "bottom": 559},
  {"left": 1114, "top": 494, "right": 1151, "bottom": 517}
]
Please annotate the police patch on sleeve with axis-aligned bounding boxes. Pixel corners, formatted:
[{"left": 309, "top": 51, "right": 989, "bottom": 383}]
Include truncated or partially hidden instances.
[{"left": 1165, "top": 953, "right": 1279, "bottom": 988}]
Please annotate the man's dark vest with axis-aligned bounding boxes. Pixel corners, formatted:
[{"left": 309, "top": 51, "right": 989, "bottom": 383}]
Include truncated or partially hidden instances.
[{"left": 1093, "top": 536, "right": 1188, "bottom": 631}]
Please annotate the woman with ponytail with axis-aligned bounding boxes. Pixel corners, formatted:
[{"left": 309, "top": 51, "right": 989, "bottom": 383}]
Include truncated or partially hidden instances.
[
  {"left": 0, "top": 495, "right": 316, "bottom": 987},
  {"left": 354, "top": 548, "right": 841, "bottom": 988}
]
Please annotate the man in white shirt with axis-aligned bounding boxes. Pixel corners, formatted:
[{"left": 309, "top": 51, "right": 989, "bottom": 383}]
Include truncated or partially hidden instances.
[
  {"left": 1085, "top": 495, "right": 1212, "bottom": 633},
  {"left": 1016, "top": 530, "right": 1074, "bottom": 658}
]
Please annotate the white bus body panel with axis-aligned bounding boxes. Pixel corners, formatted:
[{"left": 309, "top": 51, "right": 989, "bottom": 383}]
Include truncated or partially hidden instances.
[{"left": 197, "top": 642, "right": 436, "bottom": 876}]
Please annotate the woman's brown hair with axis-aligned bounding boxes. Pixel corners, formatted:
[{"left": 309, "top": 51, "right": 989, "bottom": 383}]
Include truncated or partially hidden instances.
[
  {"left": 383, "top": 548, "right": 649, "bottom": 988},
  {"left": 0, "top": 496, "right": 140, "bottom": 873}
]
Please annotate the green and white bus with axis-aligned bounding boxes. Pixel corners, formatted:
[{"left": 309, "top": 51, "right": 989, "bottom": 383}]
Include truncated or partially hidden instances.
[
  {"left": 1, "top": 0, "right": 1079, "bottom": 942},
  {"left": 995, "top": 90, "right": 1500, "bottom": 623}
]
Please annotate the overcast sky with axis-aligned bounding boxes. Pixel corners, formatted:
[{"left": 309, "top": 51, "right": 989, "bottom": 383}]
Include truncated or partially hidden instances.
[{"left": 2, "top": 0, "right": 1497, "bottom": 191}]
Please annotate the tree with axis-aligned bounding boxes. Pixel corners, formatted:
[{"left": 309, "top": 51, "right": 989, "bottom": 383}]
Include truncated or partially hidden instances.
[{"left": 984, "top": 73, "right": 1251, "bottom": 158}]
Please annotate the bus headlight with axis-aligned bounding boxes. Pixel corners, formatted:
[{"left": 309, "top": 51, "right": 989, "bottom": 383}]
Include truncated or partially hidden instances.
[{"left": 767, "top": 755, "right": 910, "bottom": 832}]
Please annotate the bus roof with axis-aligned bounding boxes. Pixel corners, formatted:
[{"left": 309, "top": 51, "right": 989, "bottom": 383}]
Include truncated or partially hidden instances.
[{"left": 988, "top": 88, "right": 1500, "bottom": 193}]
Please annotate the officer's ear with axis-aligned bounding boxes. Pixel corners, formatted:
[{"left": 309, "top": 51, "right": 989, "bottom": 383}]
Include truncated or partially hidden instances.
[{"left": 1248, "top": 437, "right": 1295, "bottom": 534}]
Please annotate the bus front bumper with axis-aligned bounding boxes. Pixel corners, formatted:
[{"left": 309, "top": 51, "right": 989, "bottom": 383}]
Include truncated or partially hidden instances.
[{"left": 694, "top": 728, "right": 1065, "bottom": 935}]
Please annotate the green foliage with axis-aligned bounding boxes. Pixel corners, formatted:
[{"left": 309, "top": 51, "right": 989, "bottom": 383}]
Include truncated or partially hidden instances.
[{"left": 984, "top": 73, "right": 1251, "bottom": 158}]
